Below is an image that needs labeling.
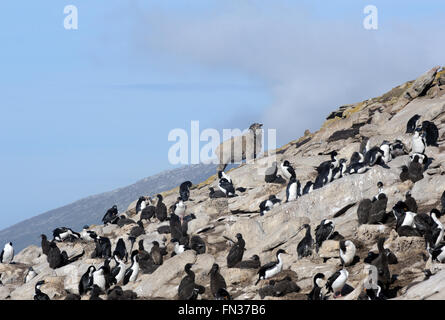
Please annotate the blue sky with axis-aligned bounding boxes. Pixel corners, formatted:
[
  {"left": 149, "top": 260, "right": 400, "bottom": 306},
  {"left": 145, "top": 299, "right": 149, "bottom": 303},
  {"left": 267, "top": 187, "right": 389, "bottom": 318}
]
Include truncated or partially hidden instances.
[{"left": 0, "top": 0, "right": 444, "bottom": 230}]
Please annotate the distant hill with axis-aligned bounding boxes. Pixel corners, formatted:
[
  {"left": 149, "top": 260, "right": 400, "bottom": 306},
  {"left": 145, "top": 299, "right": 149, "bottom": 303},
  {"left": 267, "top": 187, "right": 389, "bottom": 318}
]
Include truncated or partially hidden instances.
[{"left": 0, "top": 164, "right": 220, "bottom": 252}]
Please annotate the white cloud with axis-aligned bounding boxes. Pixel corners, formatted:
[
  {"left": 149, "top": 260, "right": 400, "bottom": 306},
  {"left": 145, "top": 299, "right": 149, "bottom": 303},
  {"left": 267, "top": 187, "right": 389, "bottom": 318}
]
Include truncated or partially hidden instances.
[{"left": 128, "top": 2, "right": 445, "bottom": 145}]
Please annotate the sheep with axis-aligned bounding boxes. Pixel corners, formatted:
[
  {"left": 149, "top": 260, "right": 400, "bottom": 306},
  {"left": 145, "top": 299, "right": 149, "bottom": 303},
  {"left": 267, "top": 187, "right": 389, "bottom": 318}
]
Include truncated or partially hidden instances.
[{"left": 214, "top": 123, "right": 263, "bottom": 172}]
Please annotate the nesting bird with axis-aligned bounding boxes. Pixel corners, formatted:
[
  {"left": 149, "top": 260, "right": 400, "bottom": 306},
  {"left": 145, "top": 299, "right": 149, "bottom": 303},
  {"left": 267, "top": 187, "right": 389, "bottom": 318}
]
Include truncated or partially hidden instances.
[
  {"left": 339, "top": 240, "right": 356, "bottom": 267},
  {"left": 255, "top": 249, "right": 287, "bottom": 285},
  {"left": 178, "top": 263, "right": 205, "bottom": 300},
  {"left": 307, "top": 273, "right": 325, "bottom": 300},
  {"left": 259, "top": 195, "right": 281, "bottom": 215}
]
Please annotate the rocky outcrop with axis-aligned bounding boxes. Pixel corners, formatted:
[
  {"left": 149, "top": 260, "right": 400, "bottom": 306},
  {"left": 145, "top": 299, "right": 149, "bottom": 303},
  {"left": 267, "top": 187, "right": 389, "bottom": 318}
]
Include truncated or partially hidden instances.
[{"left": 2, "top": 67, "right": 445, "bottom": 300}]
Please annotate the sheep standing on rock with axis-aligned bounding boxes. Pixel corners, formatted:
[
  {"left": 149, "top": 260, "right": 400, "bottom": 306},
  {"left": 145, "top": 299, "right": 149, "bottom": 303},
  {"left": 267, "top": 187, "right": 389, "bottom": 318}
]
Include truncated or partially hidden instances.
[{"left": 214, "top": 123, "right": 263, "bottom": 173}]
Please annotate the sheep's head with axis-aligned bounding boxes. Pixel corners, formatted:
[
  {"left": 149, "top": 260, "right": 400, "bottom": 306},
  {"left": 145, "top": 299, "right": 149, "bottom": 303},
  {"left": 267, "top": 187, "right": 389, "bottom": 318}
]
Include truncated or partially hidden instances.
[{"left": 249, "top": 123, "right": 263, "bottom": 131}]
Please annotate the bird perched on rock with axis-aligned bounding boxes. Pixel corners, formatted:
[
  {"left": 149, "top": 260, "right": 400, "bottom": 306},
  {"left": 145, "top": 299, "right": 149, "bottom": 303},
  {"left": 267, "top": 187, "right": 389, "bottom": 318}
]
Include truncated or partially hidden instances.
[
  {"left": 155, "top": 194, "right": 168, "bottom": 222},
  {"left": 178, "top": 264, "right": 205, "bottom": 300},
  {"left": 24, "top": 267, "right": 37, "bottom": 283},
  {"left": 179, "top": 181, "right": 193, "bottom": 201},
  {"left": 0, "top": 242, "right": 14, "bottom": 264},
  {"left": 339, "top": 240, "right": 356, "bottom": 267},
  {"left": 307, "top": 273, "right": 325, "bottom": 300},
  {"left": 40, "top": 234, "right": 51, "bottom": 256},
  {"left": 135, "top": 196, "right": 147, "bottom": 215},
  {"left": 325, "top": 269, "right": 349, "bottom": 298},
  {"left": 296, "top": 224, "right": 313, "bottom": 259},
  {"left": 315, "top": 219, "right": 335, "bottom": 252},
  {"left": 123, "top": 251, "right": 140, "bottom": 285},
  {"left": 234, "top": 255, "right": 261, "bottom": 269},
  {"left": 34, "top": 280, "right": 50, "bottom": 300},
  {"left": 281, "top": 160, "right": 296, "bottom": 180},
  {"left": 255, "top": 249, "right": 287, "bottom": 285},
  {"left": 102, "top": 205, "right": 119, "bottom": 225},
  {"left": 79, "top": 266, "right": 96, "bottom": 295},
  {"left": 140, "top": 199, "right": 156, "bottom": 222},
  {"left": 285, "top": 176, "right": 300, "bottom": 202},
  {"left": 209, "top": 187, "right": 226, "bottom": 199},
  {"left": 226, "top": 233, "right": 245, "bottom": 268},
  {"left": 129, "top": 220, "right": 145, "bottom": 238},
  {"left": 259, "top": 195, "right": 281, "bottom": 215},
  {"left": 190, "top": 235, "right": 206, "bottom": 255},
  {"left": 209, "top": 263, "right": 227, "bottom": 298}
]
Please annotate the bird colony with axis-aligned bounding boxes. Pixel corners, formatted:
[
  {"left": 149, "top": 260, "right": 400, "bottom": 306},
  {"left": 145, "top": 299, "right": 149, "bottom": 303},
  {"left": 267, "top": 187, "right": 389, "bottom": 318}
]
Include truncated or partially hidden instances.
[{"left": 1, "top": 66, "right": 445, "bottom": 300}]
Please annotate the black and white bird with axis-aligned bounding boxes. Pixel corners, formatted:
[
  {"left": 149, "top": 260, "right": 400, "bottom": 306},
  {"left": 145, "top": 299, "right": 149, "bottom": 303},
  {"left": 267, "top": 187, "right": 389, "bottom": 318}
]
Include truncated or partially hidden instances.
[
  {"left": 315, "top": 220, "right": 335, "bottom": 252},
  {"left": 411, "top": 127, "right": 427, "bottom": 154},
  {"left": 123, "top": 251, "right": 140, "bottom": 285},
  {"left": 325, "top": 269, "right": 349, "bottom": 298},
  {"left": 331, "top": 158, "right": 347, "bottom": 181},
  {"left": 259, "top": 195, "right": 281, "bottom": 215},
  {"left": 226, "top": 233, "right": 245, "bottom": 268},
  {"left": 364, "top": 146, "right": 385, "bottom": 167},
  {"left": 372, "top": 181, "right": 384, "bottom": 201},
  {"left": 79, "top": 266, "right": 96, "bottom": 295},
  {"left": 285, "top": 176, "right": 300, "bottom": 202},
  {"left": 173, "top": 199, "right": 187, "bottom": 223},
  {"left": 255, "top": 249, "right": 287, "bottom": 285},
  {"left": 92, "top": 236, "right": 112, "bottom": 259},
  {"left": 280, "top": 160, "right": 296, "bottom": 180},
  {"left": 34, "top": 280, "right": 50, "bottom": 300},
  {"left": 392, "top": 201, "right": 417, "bottom": 229},
  {"left": 135, "top": 196, "right": 147, "bottom": 215},
  {"left": 24, "top": 267, "right": 37, "bottom": 283},
  {"left": 178, "top": 263, "right": 205, "bottom": 300},
  {"left": 406, "top": 114, "right": 421, "bottom": 133},
  {"left": 80, "top": 225, "right": 97, "bottom": 242},
  {"left": 53, "top": 227, "right": 80, "bottom": 242},
  {"left": 302, "top": 181, "right": 314, "bottom": 195},
  {"left": 390, "top": 139, "right": 408, "bottom": 158},
  {"left": 209, "top": 263, "right": 227, "bottom": 298},
  {"left": 0, "top": 242, "right": 14, "bottom": 264},
  {"left": 102, "top": 205, "right": 119, "bottom": 225},
  {"left": 218, "top": 170, "right": 232, "bottom": 184},
  {"left": 218, "top": 178, "right": 235, "bottom": 197},
  {"left": 171, "top": 238, "right": 189, "bottom": 256},
  {"left": 296, "top": 224, "right": 313, "bottom": 259},
  {"left": 317, "top": 151, "right": 339, "bottom": 173},
  {"left": 140, "top": 198, "right": 156, "bottom": 222},
  {"left": 179, "top": 181, "right": 193, "bottom": 201},
  {"left": 339, "top": 240, "right": 356, "bottom": 267},
  {"left": 307, "top": 273, "right": 325, "bottom": 300},
  {"left": 380, "top": 141, "right": 392, "bottom": 164},
  {"left": 426, "top": 232, "right": 445, "bottom": 263},
  {"left": 113, "top": 238, "right": 128, "bottom": 263},
  {"left": 92, "top": 266, "right": 108, "bottom": 291}
]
